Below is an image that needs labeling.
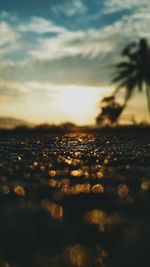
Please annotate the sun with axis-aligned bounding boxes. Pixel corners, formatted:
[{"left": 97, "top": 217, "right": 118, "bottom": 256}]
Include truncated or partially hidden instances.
[
  {"left": 62, "top": 87, "right": 92, "bottom": 112},
  {"left": 56, "top": 86, "right": 101, "bottom": 124}
]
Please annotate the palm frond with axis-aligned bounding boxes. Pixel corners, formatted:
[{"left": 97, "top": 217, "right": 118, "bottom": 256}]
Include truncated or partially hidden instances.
[
  {"left": 115, "top": 62, "right": 136, "bottom": 72},
  {"left": 122, "top": 42, "right": 136, "bottom": 57},
  {"left": 111, "top": 69, "right": 136, "bottom": 84},
  {"left": 111, "top": 38, "right": 150, "bottom": 113}
]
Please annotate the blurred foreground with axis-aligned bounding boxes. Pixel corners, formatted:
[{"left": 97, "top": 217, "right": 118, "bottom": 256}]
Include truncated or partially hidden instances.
[{"left": 0, "top": 130, "right": 150, "bottom": 267}]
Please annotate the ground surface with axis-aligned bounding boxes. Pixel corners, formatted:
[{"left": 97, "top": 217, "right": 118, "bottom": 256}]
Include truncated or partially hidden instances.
[{"left": 0, "top": 131, "right": 150, "bottom": 267}]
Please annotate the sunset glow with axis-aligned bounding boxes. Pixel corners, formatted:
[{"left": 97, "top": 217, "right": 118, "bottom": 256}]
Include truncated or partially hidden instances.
[{"left": 55, "top": 86, "right": 109, "bottom": 125}]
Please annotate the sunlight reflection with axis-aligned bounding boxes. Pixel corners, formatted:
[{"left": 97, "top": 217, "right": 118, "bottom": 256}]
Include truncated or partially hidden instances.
[
  {"left": 84, "top": 209, "right": 122, "bottom": 233},
  {"left": 14, "top": 185, "right": 26, "bottom": 196},
  {"left": 1, "top": 185, "right": 10, "bottom": 195},
  {"left": 92, "top": 184, "right": 104, "bottom": 193},
  {"left": 48, "top": 179, "right": 60, "bottom": 188},
  {"left": 85, "top": 209, "right": 107, "bottom": 232},
  {"left": 68, "top": 244, "right": 87, "bottom": 267},
  {"left": 41, "top": 199, "right": 63, "bottom": 219},
  {"left": 118, "top": 183, "right": 129, "bottom": 198},
  {"left": 48, "top": 170, "right": 57, "bottom": 177},
  {"left": 141, "top": 180, "right": 150, "bottom": 191}
]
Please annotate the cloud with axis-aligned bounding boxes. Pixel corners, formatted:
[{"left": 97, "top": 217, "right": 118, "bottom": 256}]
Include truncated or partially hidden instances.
[
  {"left": 22, "top": 12, "right": 150, "bottom": 71},
  {"left": 0, "top": 20, "right": 23, "bottom": 60},
  {"left": 0, "top": 21, "right": 19, "bottom": 46},
  {"left": 28, "top": 25, "right": 115, "bottom": 61},
  {"left": 0, "top": 14, "right": 115, "bottom": 63},
  {"left": 18, "top": 17, "right": 66, "bottom": 34},
  {"left": 1, "top": 2, "right": 150, "bottom": 87},
  {"left": 0, "top": 56, "right": 112, "bottom": 86},
  {"left": 0, "top": 12, "right": 150, "bottom": 87},
  {"left": 0, "top": 42, "right": 22, "bottom": 59},
  {"left": 0, "top": 80, "right": 26, "bottom": 99},
  {"left": 0, "top": 80, "right": 62, "bottom": 100},
  {"left": 52, "top": 0, "right": 87, "bottom": 17},
  {"left": 104, "top": 0, "right": 150, "bottom": 14},
  {"left": 0, "top": 10, "right": 17, "bottom": 22}
]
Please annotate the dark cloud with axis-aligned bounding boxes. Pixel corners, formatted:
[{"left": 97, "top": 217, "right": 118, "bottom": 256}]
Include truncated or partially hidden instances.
[
  {"left": 0, "top": 55, "right": 113, "bottom": 86},
  {"left": 0, "top": 83, "right": 24, "bottom": 98}
]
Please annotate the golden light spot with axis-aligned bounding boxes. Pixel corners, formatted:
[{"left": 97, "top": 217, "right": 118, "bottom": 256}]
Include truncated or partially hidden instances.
[
  {"left": 92, "top": 184, "right": 104, "bottom": 193},
  {"left": 105, "top": 213, "right": 122, "bottom": 231},
  {"left": 1, "top": 185, "right": 10, "bottom": 195},
  {"left": 82, "top": 183, "right": 91, "bottom": 193},
  {"left": 48, "top": 179, "right": 59, "bottom": 188},
  {"left": 40, "top": 165, "right": 46, "bottom": 171},
  {"left": 65, "top": 158, "right": 72, "bottom": 165},
  {"left": 84, "top": 209, "right": 107, "bottom": 232},
  {"left": 83, "top": 171, "right": 89, "bottom": 179},
  {"left": 100, "top": 249, "right": 108, "bottom": 259},
  {"left": 14, "top": 185, "right": 26, "bottom": 196},
  {"left": 33, "top": 161, "right": 38, "bottom": 167},
  {"left": 60, "top": 185, "right": 70, "bottom": 194},
  {"left": 141, "top": 180, "right": 150, "bottom": 191},
  {"left": 48, "top": 163, "right": 52, "bottom": 168},
  {"left": 48, "top": 170, "right": 57, "bottom": 177},
  {"left": 118, "top": 184, "right": 129, "bottom": 198},
  {"left": 71, "top": 184, "right": 84, "bottom": 194},
  {"left": 71, "top": 170, "right": 80, "bottom": 177},
  {"left": 97, "top": 172, "right": 104, "bottom": 179},
  {"left": 72, "top": 159, "right": 82, "bottom": 166},
  {"left": 75, "top": 151, "right": 80, "bottom": 156},
  {"left": 41, "top": 199, "right": 63, "bottom": 219},
  {"left": 69, "top": 244, "right": 87, "bottom": 267},
  {"left": 68, "top": 183, "right": 91, "bottom": 195},
  {"left": 97, "top": 247, "right": 108, "bottom": 264},
  {"left": 61, "top": 178, "right": 70, "bottom": 186},
  {"left": 104, "top": 159, "right": 109, "bottom": 165}
]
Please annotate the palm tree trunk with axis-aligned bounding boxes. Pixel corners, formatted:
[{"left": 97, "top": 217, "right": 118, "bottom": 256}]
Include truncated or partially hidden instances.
[
  {"left": 123, "top": 98, "right": 128, "bottom": 110},
  {"left": 113, "top": 87, "right": 121, "bottom": 96},
  {"left": 146, "top": 86, "right": 150, "bottom": 113}
]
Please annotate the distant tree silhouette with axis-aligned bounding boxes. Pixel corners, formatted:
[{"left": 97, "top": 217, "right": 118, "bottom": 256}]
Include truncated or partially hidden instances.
[
  {"left": 60, "top": 122, "right": 77, "bottom": 129},
  {"left": 112, "top": 38, "right": 150, "bottom": 112},
  {"left": 96, "top": 96, "right": 124, "bottom": 126}
]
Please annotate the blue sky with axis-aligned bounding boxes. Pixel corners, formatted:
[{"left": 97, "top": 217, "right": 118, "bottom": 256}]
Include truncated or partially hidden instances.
[{"left": 0, "top": 0, "right": 150, "bottom": 124}]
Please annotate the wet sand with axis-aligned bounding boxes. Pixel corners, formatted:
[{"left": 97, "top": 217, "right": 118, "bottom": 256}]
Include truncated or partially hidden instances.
[{"left": 0, "top": 131, "right": 150, "bottom": 267}]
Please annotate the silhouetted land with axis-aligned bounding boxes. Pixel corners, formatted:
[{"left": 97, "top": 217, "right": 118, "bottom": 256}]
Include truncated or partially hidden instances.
[{"left": 0, "top": 128, "right": 150, "bottom": 267}]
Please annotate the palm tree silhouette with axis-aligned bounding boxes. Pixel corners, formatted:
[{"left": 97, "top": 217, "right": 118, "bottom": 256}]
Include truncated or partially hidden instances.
[
  {"left": 96, "top": 96, "right": 124, "bottom": 125},
  {"left": 112, "top": 38, "right": 150, "bottom": 112}
]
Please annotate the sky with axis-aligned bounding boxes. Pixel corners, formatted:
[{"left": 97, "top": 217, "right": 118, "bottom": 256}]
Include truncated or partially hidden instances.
[{"left": 0, "top": 0, "right": 150, "bottom": 125}]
